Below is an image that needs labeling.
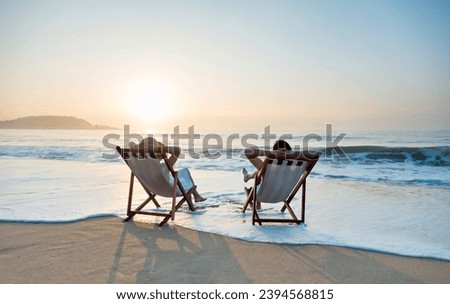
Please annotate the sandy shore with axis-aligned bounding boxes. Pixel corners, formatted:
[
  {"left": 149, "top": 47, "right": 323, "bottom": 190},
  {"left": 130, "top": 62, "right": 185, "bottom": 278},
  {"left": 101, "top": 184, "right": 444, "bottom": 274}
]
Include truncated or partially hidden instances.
[{"left": 1, "top": 217, "right": 449, "bottom": 284}]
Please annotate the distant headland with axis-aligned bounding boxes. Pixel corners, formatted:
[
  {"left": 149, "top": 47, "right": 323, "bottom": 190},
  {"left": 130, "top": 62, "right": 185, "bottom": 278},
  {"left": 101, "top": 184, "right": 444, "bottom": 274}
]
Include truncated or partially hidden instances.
[{"left": 0, "top": 116, "right": 117, "bottom": 130}]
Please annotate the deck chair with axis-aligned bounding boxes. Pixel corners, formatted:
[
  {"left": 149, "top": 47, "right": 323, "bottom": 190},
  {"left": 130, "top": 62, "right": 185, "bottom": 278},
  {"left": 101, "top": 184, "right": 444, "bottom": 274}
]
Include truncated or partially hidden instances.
[
  {"left": 116, "top": 146, "right": 196, "bottom": 226},
  {"left": 243, "top": 152, "right": 319, "bottom": 225}
]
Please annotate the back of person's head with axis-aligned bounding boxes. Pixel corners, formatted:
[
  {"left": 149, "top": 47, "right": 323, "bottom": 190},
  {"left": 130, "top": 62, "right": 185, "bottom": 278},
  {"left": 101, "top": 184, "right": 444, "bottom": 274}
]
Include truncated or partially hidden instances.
[
  {"left": 138, "top": 137, "right": 166, "bottom": 159},
  {"left": 140, "top": 137, "right": 161, "bottom": 147},
  {"left": 272, "top": 139, "right": 292, "bottom": 151}
]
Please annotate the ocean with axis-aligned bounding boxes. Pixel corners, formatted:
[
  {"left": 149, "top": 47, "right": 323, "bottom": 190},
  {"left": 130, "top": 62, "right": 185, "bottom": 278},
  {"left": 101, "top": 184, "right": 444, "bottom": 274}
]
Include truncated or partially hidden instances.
[{"left": 1, "top": 127, "right": 449, "bottom": 260}]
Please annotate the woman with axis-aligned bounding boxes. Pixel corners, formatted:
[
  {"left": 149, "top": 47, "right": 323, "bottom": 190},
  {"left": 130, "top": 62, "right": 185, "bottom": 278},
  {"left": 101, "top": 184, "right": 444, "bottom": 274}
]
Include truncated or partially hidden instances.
[{"left": 131, "top": 137, "right": 206, "bottom": 202}]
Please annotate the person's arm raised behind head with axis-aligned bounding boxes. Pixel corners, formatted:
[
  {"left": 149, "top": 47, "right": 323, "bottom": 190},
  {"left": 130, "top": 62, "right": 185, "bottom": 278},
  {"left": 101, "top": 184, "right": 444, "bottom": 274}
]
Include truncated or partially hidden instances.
[
  {"left": 269, "top": 150, "right": 321, "bottom": 161},
  {"left": 244, "top": 147, "right": 266, "bottom": 170},
  {"left": 246, "top": 146, "right": 320, "bottom": 161}
]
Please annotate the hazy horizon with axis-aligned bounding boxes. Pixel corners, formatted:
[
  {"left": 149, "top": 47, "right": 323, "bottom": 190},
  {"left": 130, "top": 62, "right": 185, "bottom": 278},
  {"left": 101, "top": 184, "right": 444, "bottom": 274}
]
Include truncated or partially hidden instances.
[{"left": 1, "top": 0, "right": 449, "bottom": 131}]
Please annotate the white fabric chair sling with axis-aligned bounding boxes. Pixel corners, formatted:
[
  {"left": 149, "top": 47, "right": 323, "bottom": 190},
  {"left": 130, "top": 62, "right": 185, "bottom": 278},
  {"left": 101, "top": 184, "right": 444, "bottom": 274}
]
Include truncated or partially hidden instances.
[{"left": 116, "top": 146, "right": 196, "bottom": 226}]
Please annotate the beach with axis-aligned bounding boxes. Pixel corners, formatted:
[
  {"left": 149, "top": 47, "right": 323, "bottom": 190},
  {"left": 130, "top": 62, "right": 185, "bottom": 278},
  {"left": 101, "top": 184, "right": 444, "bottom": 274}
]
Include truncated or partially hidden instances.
[
  {"left": 2, "top": 0, "right": 450, "bottom": 294},
  {"left": 1, "top": 129, "right": 450, "bottom": 284},
  {"left": 1, "top": 217, "right": 449, "bottom": 284}
]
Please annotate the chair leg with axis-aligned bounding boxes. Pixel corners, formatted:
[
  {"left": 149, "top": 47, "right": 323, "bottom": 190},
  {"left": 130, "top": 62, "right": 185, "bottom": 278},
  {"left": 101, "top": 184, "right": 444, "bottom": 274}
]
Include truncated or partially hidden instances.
[
  {"left": 252, "top": 202, "right": 262, "bottom": 225},
  {"left": 243, "top": 187, "right": 253, "bottom": 213},
  {"left": 177, "top": 182, "right": 195, "bottom": 212},
  {"left": 159, "top": 215, "right": 172, "bottom": 226},
  {"left": 283, "top": 202, "right": 301, "bottom": 225},
  {"left": 252, "top": 178, "right": 262, "bottom": 226},
  {"left": 123, "top": 196, "right": 156, "bottom": 222},
  {"left": 301, "top": 181, "right": 306, "bottom": 223},
  {"left": 252, "top": 198, "right": 256, "bottom": 225},
  {"left": 185, "top": 187, "right": 195, "bottom": 211},
  {"left": 159, "top": 195, "right": 190, "bottom": 226},
  {"left": 171, "top": 172, "right": 178, "bottom": 221},
  {"left": 125, "top": 173, "right": 134, "bottom": 219},
  {"left": 150, "top": 196, "right": 161, "bottom": 208}
]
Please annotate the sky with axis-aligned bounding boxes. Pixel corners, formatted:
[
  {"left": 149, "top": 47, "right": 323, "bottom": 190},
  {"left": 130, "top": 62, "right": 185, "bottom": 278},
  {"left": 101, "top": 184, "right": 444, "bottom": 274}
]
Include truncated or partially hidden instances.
[{"left": 0, "top": 0, "right": 449, "bottom": 131}]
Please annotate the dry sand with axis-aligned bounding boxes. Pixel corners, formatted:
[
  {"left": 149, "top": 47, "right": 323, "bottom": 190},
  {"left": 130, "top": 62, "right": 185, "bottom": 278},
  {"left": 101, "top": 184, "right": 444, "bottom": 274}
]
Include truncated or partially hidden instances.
[{"left": 1, "top": 217, "right": 449, "bottom": 284}]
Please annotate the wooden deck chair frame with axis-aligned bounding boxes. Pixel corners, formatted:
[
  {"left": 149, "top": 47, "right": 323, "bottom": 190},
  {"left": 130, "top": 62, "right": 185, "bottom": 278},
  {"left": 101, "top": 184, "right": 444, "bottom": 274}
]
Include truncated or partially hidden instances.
[
  {"left": 116, "top": 146, "right": 196, "bottom": 226},
  {"left": 242, "top": 152, "right": 319, "bottom": 225}
]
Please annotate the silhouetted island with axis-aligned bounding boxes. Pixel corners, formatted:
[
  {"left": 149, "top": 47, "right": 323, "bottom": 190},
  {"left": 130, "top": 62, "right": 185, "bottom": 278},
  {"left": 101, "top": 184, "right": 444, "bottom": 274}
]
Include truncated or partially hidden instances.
[{"left": 0, "top": 116, "right": 117, "bottom": 130}]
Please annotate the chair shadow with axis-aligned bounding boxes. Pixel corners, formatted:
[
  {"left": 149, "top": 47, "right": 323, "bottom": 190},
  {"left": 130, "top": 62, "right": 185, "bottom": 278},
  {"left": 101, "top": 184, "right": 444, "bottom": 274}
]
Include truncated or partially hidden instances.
[{"left": 108, "top": 219, "right": 252, "bottom": 284}]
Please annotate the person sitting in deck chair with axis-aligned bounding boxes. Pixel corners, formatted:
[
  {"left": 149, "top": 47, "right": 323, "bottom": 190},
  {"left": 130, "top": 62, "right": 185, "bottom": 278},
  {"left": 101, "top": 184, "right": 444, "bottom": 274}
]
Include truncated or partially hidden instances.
[
  {"left": 130, "top": 137, "right": 207, "bottom": 203},
  {"left": 241, "top": 139, "right": 320, "bottom": 223}
]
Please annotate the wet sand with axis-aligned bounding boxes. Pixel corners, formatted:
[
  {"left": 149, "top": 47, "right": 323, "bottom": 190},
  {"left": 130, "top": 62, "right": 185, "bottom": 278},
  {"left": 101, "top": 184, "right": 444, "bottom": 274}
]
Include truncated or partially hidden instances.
[{"left": 1, "top": 217, "right": 449, "bottom": 284}]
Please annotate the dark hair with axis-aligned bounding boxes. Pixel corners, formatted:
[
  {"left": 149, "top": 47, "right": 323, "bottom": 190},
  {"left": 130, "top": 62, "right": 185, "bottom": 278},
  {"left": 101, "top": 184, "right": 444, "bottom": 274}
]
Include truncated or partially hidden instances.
[{"left": 272, "top": 139, "right": 292, "bottom": 151}]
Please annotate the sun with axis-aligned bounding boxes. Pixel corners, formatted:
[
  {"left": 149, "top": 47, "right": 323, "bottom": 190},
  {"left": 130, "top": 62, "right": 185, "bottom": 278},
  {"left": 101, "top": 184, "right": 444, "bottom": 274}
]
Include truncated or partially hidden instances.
[{"left": 127, "top": 81, "right": 173, "bottom": 122}]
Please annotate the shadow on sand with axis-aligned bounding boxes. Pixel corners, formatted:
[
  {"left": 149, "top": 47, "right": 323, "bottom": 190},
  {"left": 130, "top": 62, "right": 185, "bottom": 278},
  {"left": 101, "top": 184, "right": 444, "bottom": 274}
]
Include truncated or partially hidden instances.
[{"left": 108, "top": 220, "right": 252, "bottom": 283}]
